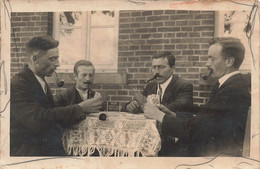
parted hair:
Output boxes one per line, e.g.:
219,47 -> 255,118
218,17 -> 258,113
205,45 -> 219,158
74,60 -> 95,76
209,37 -> 245,69
153,51 -> 175,68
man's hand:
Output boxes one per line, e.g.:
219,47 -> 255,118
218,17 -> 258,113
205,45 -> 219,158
157,104 -> 176,118
78,96 -> 103,114
144,102 -> 165,123
126,100 -> 142,113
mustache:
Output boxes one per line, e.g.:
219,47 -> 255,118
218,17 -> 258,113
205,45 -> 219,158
83,81 -> 92,85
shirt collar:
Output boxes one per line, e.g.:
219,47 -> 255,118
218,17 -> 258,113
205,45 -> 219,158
218,71 -> 240,88
34,74 -> 47,93
160,75 -> 173,90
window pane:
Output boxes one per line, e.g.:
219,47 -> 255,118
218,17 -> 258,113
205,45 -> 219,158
89,27 -> 116,69
90,11 -> 115,26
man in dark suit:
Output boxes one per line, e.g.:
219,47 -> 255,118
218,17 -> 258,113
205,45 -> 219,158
54,60 -> 100,107
125,51 -> 193,156
10,36 -> 103,156
144,37 -> 251,156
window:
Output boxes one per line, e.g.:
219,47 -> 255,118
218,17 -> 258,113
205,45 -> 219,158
53,11 -> 119,73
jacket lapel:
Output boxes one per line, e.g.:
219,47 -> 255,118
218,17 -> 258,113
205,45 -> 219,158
162,75 -> 176,103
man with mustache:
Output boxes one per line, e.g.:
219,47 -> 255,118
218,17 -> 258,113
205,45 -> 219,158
144,37 -> 251,156
125,51 -> 193,156
10,36 -> 103,156
55,60 -> 101,109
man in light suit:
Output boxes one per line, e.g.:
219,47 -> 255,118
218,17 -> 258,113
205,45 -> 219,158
144,37 -> 251,156
10,36 -> 103,156
125,51 -> 193,156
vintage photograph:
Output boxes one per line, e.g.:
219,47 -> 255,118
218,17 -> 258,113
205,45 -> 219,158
1,0 -> 259,168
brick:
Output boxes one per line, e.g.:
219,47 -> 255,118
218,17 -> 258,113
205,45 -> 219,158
130,34 -> 140,39
176,21 -> 188,26
128,68 -> 139,73
176,55 -> 187,61
128,57 -> 139,61
176,44 -> 187,49
171,51 -> 181,55
176,32 -> 188,37
193,62 -> 206,66
120,12 -> 130,17
200,56 -> 208,61
17,12 -> 35,16
181,27 -> 192,31
36,22 -> 47,26
193,98 -> 204,103
202,20 -> 214,25
11,22 -> 26,27
177,10 -> 189,14
41,16 -> 48,20
31,27 -> 40,31
134,62 -> 145,67
181,74 -> 199,79
135,17 -> 146,22
21,27 -> 31,31
12,27 -> 21,32
119,46 -> 128,50
153,22 -> 163,27
12,17 -> 22,22
188,56 -> 199,61
102,84 -> 123,90
147,39 -> 169,44
40,27 -> 48,31
195,50 -> 208,55
199,92 -> 211,97
193,92 -> 199,96
154,10 -> 164,15
128,80 -> 139,84
194,38 -> 211,43
164,33 -> 175,38
142,11 -> 153,16
133,40 -> 145,44
119,18 -> 135,22
119,24 -> 129,28
26,22 -> 36,26
152,33 -> 163,38
188,68 -> 199,72
189,32 -> 200,37
194,14 -> 214,19
188,44 -> 200,49
189,20 -> 200,25
134,74 -> 151,79
16,33 -> 34,37
130,23 -> 141,28
129,46 -> 139,50
165,10 -> 175,14
201,44 -> 210,49
118,62 -> 133,67
141,34 -> 152,39
189,11 -> 201,14
118,57 -> 127,62
136,28 -> 156,33
34,32 -> 48,36
151,45 -> 163,50
136,51 -> 157,55
175,61 -> 192,67
119,52 -> 134,56
164,21 -> 175,26
175,68 -> 187,72
202,32 -> 214,37
119,29 -> 134,34
182,50 -> 193,55
142,23 -> 152,27
119,35 -> 129,40
141,45 -> 151,50
194,26 -> 214,31
131,12 -> 141,17
170,15 -> 193,20
139,68 -> 150,73
140,57 -> 152,62
145,62 -> 152,67
164,45 -> 175,50
147,16 -> 169,21
158,27 -> 180,32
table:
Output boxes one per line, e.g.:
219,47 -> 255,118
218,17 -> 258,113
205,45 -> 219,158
62,111 -> 161,157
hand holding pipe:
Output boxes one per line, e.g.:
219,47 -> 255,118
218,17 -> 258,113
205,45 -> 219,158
53,71 -> 64,87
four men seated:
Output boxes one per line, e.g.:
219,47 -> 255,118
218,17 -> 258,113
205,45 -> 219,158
10,36 -> 251,157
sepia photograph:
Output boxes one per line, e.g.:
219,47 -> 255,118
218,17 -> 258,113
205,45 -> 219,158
0,0 -> 259,168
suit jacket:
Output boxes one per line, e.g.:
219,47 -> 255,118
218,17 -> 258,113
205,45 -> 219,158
143,75 -> 193,156
54,85 -> 96,107
142,75 -> 193,112
10,66 -> 86,156
162,73 -> 251,156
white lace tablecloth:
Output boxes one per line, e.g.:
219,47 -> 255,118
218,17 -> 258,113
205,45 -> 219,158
62,111 -> 161,157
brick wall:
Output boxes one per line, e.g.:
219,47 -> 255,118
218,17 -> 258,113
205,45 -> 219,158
10,10 -> 215,107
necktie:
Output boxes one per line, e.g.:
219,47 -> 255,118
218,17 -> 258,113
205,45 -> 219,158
41,77 -> 48,94
158,84 -> 162,104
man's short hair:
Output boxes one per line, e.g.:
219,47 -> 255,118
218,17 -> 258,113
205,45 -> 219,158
153,51 -> 175,68
209,37 -> 245,69
26,36 -> 59,57
74,60 -> 95,76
